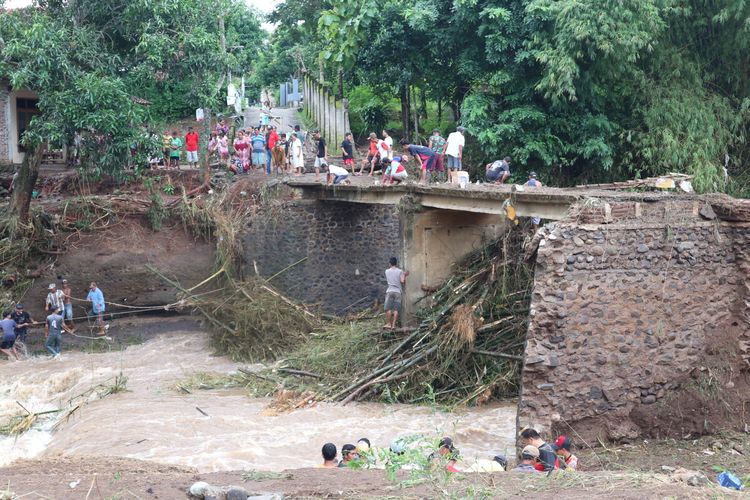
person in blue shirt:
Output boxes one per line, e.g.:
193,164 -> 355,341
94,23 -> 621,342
399,139 -> 435,185
86,282 -> 107,336
526,172 -> 543,230
250,128 -> 267,172
0,311 -> 20,360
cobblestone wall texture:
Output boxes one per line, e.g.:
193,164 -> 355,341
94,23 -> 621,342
519,201 -> 750,441
242,200 -> 400,313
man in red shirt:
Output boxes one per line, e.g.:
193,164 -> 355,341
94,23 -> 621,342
266,126 -> 279,174
185,127 -> 200,168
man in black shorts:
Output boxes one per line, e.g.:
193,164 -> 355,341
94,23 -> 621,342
486,157 -> 511,184
0,311 -> 20,360
10,303 -> 33,343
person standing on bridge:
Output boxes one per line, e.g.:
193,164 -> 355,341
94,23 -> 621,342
266,126 -> 279,175
313,130 -> 327,182
443,126 -> 465,184
341,132 -> 355,171
290,132 -> 304,176
382,130 -> 394,159
251,128 -> 267,173
428,129 -> 446,181
384,257 -> 409,330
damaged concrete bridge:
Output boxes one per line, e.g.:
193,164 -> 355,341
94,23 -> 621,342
243,179 -> 750,441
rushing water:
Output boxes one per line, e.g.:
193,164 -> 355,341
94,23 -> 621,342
0,327 -> 517,472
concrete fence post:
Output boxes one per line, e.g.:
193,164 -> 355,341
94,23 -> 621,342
301,75 -> 351,149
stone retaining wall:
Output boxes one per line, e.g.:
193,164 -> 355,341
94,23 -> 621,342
518,200 -> 750,440
242,200 -> 400,313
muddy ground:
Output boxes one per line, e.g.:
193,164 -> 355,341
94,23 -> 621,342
1,452 -> 746,499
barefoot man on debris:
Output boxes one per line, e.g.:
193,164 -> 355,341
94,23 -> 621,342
61,279 -> 75,332
384,257 -> 408,330
86,282 -> 107,336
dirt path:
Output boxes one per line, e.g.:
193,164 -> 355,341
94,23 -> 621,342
0,456 -> 735,499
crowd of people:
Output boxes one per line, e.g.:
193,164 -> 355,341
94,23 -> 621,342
0,281 -> 108,361
149,104 -> 540,191
315,429 -> 578,474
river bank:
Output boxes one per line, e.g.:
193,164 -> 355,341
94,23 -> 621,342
0,455 -> 738,499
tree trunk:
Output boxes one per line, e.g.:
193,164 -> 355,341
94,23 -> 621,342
400,85 -> 411,139
411,86 -> 419,142
337,68 -> 344,99
420,88 -> 427,120
437,97 -> 442,127
449,102 -> 460,123
10,143 -> 45,224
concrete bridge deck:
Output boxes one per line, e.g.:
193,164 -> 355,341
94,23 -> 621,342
285,178 -> 699,221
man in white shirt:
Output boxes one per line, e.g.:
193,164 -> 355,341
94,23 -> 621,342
376,137 -> 390,163
326,164 -> 351,185
290,132 -> 304,176
443,126 -> 465,184
382,130 -> 394,159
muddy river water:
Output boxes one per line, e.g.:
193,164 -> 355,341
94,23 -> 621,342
0,327 -> 517,472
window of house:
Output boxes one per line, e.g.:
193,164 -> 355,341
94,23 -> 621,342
16,98 -> 40,152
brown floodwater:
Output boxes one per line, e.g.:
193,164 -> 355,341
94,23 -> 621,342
0,330 -> 517,472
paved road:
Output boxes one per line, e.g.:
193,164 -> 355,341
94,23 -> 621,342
243,105 -> 301,134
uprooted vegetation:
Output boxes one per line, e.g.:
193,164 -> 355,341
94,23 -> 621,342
179,224 -> 534,406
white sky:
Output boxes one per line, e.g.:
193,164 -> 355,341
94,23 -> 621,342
4,0 -> 279,30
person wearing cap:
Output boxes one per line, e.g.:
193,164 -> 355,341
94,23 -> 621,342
86,282 -> 107,335
0,311 -> 20,361
520,427 -> 557,471
511,445 -> 542,473
553,435 -> 578,470
359,133 -> 380,176
526,172 -> 543,230
61,279 -> 75,331
10,303 -> 34,343
381,157 -> 409,185
45,306 -> 71,358
45,283 -> 65,314
318,442 -> 338,468
486,157 -> 511,184
442,126 -> 465,184
338,444 -> 358,468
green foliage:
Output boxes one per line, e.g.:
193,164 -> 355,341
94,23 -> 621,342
263,0 -> 750,192
347,86 -> 389,137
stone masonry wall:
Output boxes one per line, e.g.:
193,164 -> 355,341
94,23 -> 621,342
242,200 -> 400,313
518,202 -> 750,441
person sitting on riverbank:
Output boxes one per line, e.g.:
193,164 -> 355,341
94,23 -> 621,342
553,435 -> 578,470
338,444 -> 357,468
520,426 -> 557,471
511,445 -> 542,473
318,443 -> 338,468
0,311 -> 19,361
